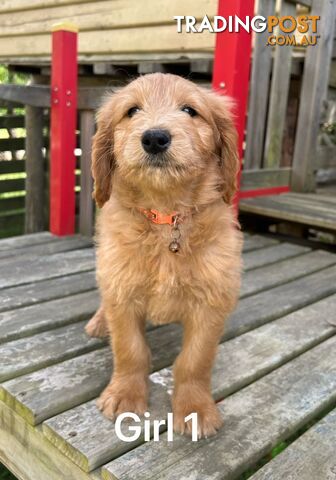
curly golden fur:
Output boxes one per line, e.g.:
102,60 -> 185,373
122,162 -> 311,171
86,73 -> 242,438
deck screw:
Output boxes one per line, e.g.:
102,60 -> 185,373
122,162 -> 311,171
66,90 -> 71,95
66,101 -> 71,107
53,86 -> 58,92
219,82 -> 226,88
53,99 -> 59,104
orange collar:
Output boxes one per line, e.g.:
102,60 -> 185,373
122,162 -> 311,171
138,208 -> 181,225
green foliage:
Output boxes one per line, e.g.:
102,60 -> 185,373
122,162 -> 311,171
271,441 -> 287,458
0,464 -> 16,480
0,65 -> 27,85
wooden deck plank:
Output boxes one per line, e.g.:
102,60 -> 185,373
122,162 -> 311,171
0,243 -> 302,342
4,258 -> 335,427
0,235 -> 92,261
42,295 -> 336,472
243,196 -> 336,220
240,195 -> 336,230
0,249 -> 95,289
0,240 -> 283,313
0,324 -> 182,425
0,233 -> 271,290
103,335 -> 336,480
267,194 -> 336,214
225,265 -> 336,340
285,192 -> 336,207
0,271 -> 96,313
250,408 -> 336,480
287,192 -> 336,205
0,321 -> 105,383
242,235 -> 279,253
0,401 -> 97,480
0,231 -> 55,252
243,243 -> 310,271
0,290 -> 99,343
241,250 -> 336,298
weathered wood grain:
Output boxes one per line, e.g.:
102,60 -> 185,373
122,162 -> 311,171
0,290 -> 99,343
0,0 -> 100,12
225,264 -> 336,340
103,335 -> 336,480
244,0 -> 275,169
243,243 -> 309,272
0,0 -> 217,35
242,235 -> 278,253
4,261 -> 336,429
0,248 -> 95,289
0,323 -> 182,425
1,348 -> 112,426
241,168 -> 291,191
271,193 -> 336,214
264,1 -> 295,168
25,104 -> 45,233
0,26 -> 215,58
285,192 -> 336,206
0,235 -> 92,261
241,250 -> 336,298
291,0 -> 336,192
0,85 -> 50,108
42,295 -> 336,472
240,195 -> 336,230
251,409 -> 336,480
0,231 -> 55,251
0,320 -> 105,382
0,401 -> 96,480
0,271 -> 96,313
79,110 -> 95,237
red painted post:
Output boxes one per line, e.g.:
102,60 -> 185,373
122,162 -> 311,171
212,0 -> 255,206
50,23 -> 78,235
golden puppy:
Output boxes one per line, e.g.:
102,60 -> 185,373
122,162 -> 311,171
86,73 -> 242,438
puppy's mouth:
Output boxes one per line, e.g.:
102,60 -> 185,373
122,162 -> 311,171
144,152 -> 169,168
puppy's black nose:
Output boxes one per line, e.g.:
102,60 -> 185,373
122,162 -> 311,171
141,129 -> 171,154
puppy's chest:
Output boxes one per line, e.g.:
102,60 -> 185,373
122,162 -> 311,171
101,227 -> 205,296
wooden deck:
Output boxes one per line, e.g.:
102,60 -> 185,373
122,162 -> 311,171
240,192 -> 336,233
0,232 -> 336,480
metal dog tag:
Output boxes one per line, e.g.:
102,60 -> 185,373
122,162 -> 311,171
169,240 -> 180,253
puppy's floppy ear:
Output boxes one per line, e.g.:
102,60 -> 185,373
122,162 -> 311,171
209,93 -> 239,205
91,97 -> 115,208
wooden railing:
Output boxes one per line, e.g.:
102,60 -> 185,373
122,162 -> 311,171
0,0 -> 334,237
244,0 -> 336,193
0,83 -> 106,237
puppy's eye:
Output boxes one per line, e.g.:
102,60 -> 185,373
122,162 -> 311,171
181,105 -> 197,117
127,106 -> 140,118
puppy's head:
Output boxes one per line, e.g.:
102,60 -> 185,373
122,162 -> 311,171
92,73 -> 238,208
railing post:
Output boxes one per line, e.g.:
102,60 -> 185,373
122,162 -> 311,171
50,22 -> 78,235
291,0 -> 336,192
212,0 -> 255,206
79,110 -> 95,237
25,104 -> 45,233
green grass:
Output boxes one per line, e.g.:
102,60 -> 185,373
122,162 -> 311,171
0,464 -> 16,480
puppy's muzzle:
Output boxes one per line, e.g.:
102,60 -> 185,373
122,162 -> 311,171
141,129 -> 171,155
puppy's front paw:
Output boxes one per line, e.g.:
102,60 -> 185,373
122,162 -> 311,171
85,307 -> 108,338
172,385 -> 223,438
97,377 -> 148,420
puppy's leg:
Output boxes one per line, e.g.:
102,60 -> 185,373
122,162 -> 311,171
172,310 -> 224,438
97,304 -> 150,419
85,306 -> 108,338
